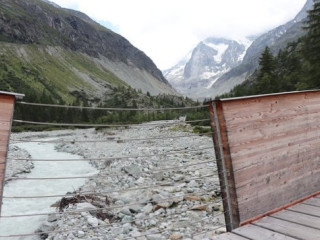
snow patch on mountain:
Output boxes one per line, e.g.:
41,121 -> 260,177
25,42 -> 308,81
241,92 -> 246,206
165,37 -> 252,100
203,42 -> 229,63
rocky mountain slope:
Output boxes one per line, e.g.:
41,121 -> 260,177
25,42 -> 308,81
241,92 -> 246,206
0,0 -> 176,104
210,0 -> 313,97
164,37 -> 252,100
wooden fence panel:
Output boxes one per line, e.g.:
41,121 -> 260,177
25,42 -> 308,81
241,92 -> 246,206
210,90 -> 320,229
0,93 -> 19,216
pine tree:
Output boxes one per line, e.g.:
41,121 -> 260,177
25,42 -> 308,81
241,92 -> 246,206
255,46 -> 277,93
303,0 -> 320,65
259,47 -> 275,76
303,0 -> 320,86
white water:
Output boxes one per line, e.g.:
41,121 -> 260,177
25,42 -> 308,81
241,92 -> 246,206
0,140 -> 98,239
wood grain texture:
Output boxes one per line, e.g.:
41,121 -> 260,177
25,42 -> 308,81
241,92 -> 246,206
303,197 -> 320,207
272,209 -> 320,230
0,93 -> 15,216
213,232 -> 249,240
233,224 -> 296,240
217,91 -> 320,223
288,203 -> 320,217
253,216 -> 320,240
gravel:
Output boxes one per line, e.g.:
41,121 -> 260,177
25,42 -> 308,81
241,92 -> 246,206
7,121 -> 226,239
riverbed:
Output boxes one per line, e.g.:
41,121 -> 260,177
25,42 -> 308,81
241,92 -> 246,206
0,139 -> 98,240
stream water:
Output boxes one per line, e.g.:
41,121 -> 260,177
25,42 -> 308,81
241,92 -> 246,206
0,140 -> 98,240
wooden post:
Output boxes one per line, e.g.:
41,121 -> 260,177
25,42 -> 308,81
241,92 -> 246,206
0,91 -> 24,216
208,101 -> 240,231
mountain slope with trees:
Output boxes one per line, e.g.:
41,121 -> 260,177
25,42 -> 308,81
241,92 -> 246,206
210,0 -> 314,97
220,0 -> 320,98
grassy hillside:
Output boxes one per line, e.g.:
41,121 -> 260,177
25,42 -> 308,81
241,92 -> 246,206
0,43 -> 127,103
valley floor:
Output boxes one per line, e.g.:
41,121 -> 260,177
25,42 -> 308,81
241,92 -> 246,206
4,121 -> 225,240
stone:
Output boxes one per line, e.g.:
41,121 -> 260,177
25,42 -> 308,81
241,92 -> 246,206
123,165 -> 141,177
142,204 -> 153,214
184,196 -> 202,201
77,231 -> 85,238
87,216 -> 99,227
122,223 -> 132,234
146,234 -> 163,240
47,213 -> 58,222
170,233 -> 183,240
76,203 -> 97,215
120,207 -> 132,216
187,180 -> 198,188
190,205 -> 207,211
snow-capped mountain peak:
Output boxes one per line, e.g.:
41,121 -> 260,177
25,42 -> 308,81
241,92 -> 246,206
164,37 -> 252,100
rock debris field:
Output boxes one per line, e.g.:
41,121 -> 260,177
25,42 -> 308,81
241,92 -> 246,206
6,121 -> 225,240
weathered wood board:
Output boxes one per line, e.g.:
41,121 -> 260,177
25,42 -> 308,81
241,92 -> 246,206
213,232 -> 249,240
0,93 -> 17,215
253,216 -> 320,240
232,224 -> 296,240
272,209 -> 320,230
211,90 -> 320,228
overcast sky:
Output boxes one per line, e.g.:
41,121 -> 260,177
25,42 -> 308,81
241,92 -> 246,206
50,0 -> 307,70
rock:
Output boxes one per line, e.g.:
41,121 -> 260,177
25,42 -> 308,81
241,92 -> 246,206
146,234 -> 163,240
154,208 -> 165,216
142,204 -> 153,214
191,205 -> 207,211
87,216 -> 99,227
77,231 -> 85,238
184,196 -> 202,201
47,213 -> 58,222
76,202 -> 97,215
123,165 -> 141,177
122,223 -> 132,234
170,233 -> 183,240
187,180 -> 198,188
120,207 -> 132,216
152,191 -> 173,209
215,227 -> 227,234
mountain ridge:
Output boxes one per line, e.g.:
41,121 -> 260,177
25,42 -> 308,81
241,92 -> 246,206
165,37 -> 251,100
0,0 -> 177,103
210,0 -> 313,97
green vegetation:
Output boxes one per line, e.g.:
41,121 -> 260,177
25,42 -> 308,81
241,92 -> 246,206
11,85 -> 210,132
220,0 -> 320,98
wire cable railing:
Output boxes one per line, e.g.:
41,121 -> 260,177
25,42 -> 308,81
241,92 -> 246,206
0,211 -> 225,238
11,132 -> 213,143
17,101 -> 209,111
1,106 -> 224,239
5,146 -> 214,162
13,118 -> 210,128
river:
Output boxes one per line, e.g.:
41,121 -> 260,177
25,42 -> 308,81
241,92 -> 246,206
0,140 -> 98,240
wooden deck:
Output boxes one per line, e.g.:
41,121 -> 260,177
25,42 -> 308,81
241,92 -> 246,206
215,195 -> 320,240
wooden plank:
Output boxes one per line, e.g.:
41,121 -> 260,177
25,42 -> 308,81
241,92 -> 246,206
233,224 -> 296,240
237,176 -> 320,221
0,102 -> 14,122
209,102 -> 240,230
288,203 -> 320,217
253,216 -> 320,240
217,101 -> 240,230
272,209 -> 320,230
222,91 -> 320,119
0,150 -> 7,159
213,232 -> 249,240
234,152 -> 320,189
303,197 -> 320,207
0,94 -> 15,104
0,121 -> 11,131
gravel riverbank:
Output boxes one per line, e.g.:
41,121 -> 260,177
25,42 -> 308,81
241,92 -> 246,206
6,121 -> 225,239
